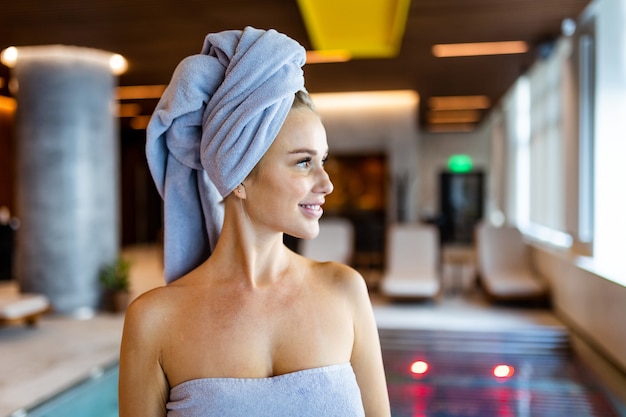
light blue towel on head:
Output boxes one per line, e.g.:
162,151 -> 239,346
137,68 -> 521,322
146,27 -> 306,283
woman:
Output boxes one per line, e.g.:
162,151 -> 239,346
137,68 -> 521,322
119,27 -> 390,417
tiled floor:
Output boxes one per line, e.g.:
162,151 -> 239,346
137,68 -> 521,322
0,313 -> 123,416
0,245 -> 163,417
1,244 -> 625,416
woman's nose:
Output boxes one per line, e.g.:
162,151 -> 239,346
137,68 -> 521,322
316,168 -> 334,196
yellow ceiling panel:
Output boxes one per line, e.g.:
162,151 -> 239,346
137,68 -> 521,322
297,0 -> 411,58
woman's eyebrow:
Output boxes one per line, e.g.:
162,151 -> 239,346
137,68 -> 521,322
288,148 -> 329,156
288,148 -> 317,155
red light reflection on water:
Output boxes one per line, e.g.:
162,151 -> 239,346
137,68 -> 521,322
410,384 -> 434,417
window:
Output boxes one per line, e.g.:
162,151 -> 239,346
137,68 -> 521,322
513,40 -> 573,248
577,32 -> 594,246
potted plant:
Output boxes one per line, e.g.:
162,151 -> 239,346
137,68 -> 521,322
99,257 -> 131,312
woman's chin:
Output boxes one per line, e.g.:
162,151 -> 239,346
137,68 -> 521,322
289,225 -> 320,241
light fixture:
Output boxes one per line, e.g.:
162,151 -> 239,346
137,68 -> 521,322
305,50 -> 351,64
428,110 -> 481,124
1,45 -> 127,75
116,103 -> 142,118
0,96 -> 17,113
297,0 -> 411,58
561,18 -> 577,37
116,85 -> 167,100
130,115 -> 151,130
0,46 -> 18,67
109,54 -> 128,75
493,364 -> 515,379
429,95 -> 491,111
409,360 -> 429,376
432,41 -> 528,57
311,90 -> 419,110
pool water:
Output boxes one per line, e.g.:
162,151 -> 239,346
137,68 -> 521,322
24,364 -> 119,417
23,346 -> 625,417
384,349 -> 624,417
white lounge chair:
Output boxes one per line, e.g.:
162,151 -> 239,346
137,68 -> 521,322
380,224 -> 441,300
0,282 -> 50,327
475,223 -> 548,301
300,217 -> 354,264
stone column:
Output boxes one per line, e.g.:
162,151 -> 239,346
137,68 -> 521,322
8,46 -> 121,316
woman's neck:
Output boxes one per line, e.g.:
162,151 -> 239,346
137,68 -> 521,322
208,199 -> 293,288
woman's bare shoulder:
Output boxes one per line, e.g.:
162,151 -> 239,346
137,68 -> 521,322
308,259 -> 369,297
128,284 -> 173,311
123,284 -> 186,336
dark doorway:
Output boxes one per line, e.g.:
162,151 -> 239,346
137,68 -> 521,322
439,172 -> 484,244
120,128 -> 163,245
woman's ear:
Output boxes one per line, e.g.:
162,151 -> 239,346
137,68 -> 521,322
234,183 -> 247,199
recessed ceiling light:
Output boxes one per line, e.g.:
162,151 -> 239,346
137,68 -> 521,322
311,90 -> 419,110
0,96 -> 17,112
429,95 -> 491,110
116,85 -> 167,100
130,115 -> 151,130
432,41 -> 528,57
117,103 -> 142,118
305,50 -> 351,64
428,110 -> 481,124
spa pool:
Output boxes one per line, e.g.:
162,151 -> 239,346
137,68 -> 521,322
19,363 -> 119,417
382,348 -> 624,416
20,343 -> 626,417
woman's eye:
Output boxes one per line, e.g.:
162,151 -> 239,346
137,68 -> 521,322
296,158 -> 312,168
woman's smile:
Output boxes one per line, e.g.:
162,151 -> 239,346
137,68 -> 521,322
299,202 -> 324,218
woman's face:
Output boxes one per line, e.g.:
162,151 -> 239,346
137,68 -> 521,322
242,107 -> 334,240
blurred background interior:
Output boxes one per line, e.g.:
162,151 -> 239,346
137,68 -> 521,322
1,0 -> 626,416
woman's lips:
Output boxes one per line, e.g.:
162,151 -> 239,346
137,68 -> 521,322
299,203 -> 323,217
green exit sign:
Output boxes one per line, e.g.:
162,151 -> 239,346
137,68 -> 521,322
448,154 -> 473,173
